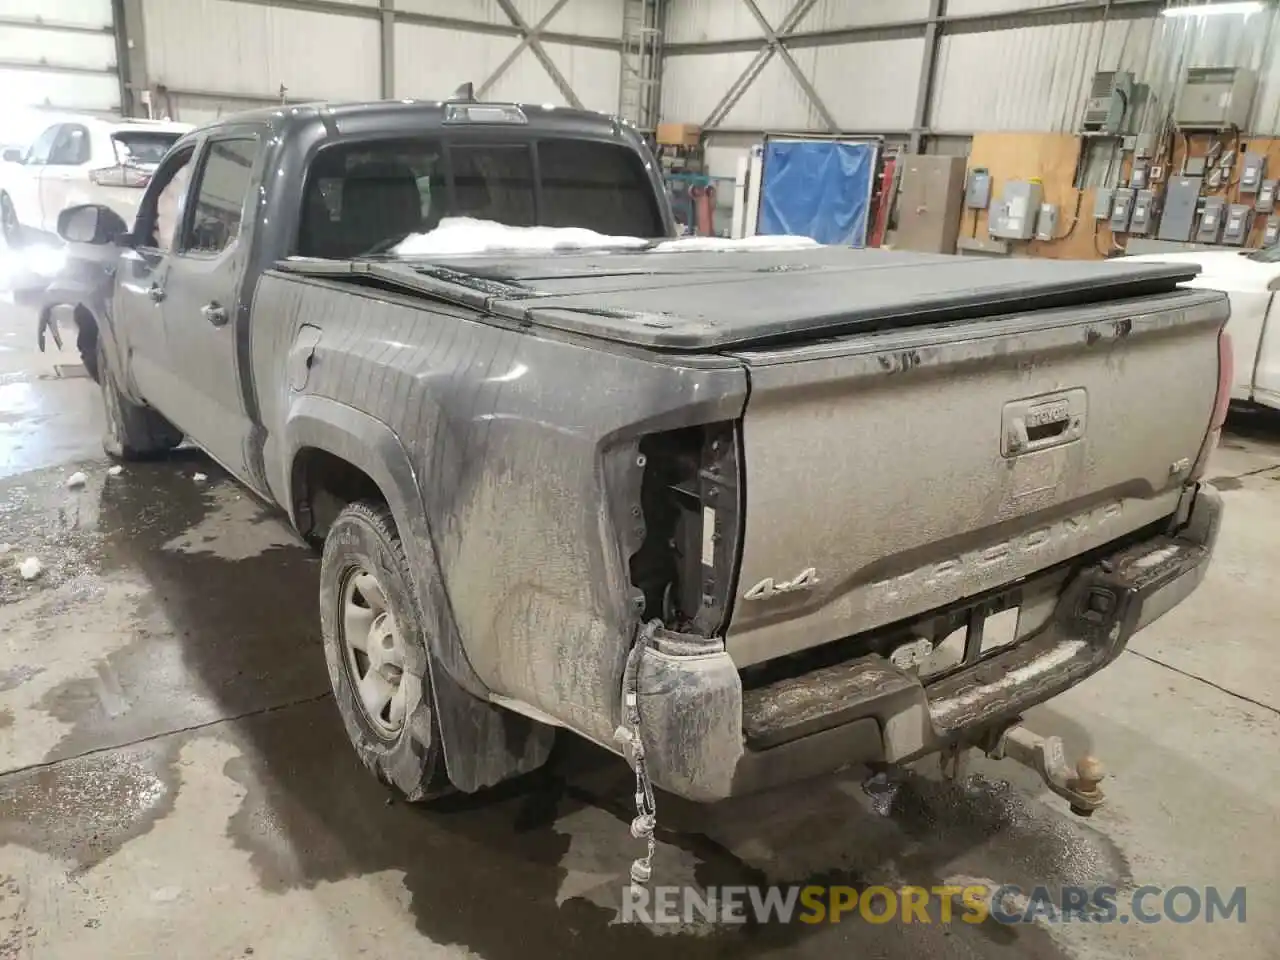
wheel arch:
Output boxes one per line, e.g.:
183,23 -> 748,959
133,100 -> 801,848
284,394 -> 554,792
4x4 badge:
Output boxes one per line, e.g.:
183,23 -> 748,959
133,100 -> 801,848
743,568 -> 819,601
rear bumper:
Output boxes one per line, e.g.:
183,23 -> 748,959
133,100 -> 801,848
636,485 -> 1222,802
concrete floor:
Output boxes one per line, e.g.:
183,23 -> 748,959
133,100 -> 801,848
1,295 -> 1278,960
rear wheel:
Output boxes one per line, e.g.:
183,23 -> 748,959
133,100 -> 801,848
321,500 -> 452,801
98,338 -> 182,459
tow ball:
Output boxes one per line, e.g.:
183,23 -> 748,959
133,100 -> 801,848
983,724 -> 1106,816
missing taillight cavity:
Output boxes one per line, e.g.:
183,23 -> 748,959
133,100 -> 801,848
628,422 -> 742,637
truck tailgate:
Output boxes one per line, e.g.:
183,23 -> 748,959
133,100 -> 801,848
725,288 -> 1226,666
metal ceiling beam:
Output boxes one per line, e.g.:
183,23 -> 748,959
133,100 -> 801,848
492,0 -> 583,109
702,0 -> 820,130
379,0 -> 395,99
216,0 -> 620,50
738,0 -> 839,132
909,0 -> 945,153
477,0 -> 574,101
666,0 -> 1164,54
112,0 -> 148,116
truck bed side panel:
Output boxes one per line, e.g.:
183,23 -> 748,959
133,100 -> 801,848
250,272 -> 747,742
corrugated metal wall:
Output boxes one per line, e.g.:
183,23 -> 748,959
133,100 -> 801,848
137,0 -> 623,123
0,0 -> 119,115
661,0 -> 1280,139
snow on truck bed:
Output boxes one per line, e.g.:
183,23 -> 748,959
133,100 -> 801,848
281,219 -> 1205,352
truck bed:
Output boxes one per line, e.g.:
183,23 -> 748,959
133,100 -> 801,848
278,247 -> 1198,351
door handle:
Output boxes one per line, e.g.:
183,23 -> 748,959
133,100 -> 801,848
147,283 -> 166,303
202,302 -> 229,327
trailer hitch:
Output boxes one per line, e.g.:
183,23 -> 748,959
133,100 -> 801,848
983,724 -> 1106,816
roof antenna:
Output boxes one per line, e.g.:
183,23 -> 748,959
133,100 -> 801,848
450,82 -> 475,102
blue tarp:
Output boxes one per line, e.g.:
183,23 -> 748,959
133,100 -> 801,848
757,139 -> 876,246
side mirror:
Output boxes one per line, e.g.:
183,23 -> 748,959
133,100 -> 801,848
2,147 -> 22,162
57,204 -> 129,245
1268,275 -> 1280,293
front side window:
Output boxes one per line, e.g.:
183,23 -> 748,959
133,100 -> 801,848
135,146 -> 194,252
183,137 -> 258,255
47,125 -> 90,166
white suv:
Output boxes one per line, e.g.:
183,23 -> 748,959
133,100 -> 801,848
0,116 -> 192,246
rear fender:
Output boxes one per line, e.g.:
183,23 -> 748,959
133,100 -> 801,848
284,394 -> 554,792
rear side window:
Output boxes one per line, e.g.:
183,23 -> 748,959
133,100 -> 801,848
113,132 -> 182,166
183,137 -> 257,255
538,139 -> 662,236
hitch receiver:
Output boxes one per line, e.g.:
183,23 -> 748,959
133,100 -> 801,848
985,724 -> 1106,816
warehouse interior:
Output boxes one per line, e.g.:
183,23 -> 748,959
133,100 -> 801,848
2,1 -> 1280,958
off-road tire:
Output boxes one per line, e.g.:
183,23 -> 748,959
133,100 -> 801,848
320,500 -> 452,801
98,337 -> 183,459
75,306 -> 100,382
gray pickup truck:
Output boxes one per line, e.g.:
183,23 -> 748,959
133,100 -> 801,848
57,99 -> 1229,860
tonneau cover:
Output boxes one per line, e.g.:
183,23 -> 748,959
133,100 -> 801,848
278,247 -> 1199,352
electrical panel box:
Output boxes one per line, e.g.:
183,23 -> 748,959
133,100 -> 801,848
1082,70 -> 1133,134
1257,180 -> 1277,214
1035,203 -> 1059,241
1241,153 -> 1266,194
965,168 -> 992,209
1197,197 -> 1226,244
1176,67 -> 1257,129
1129,189 -> 1156,235
1109,187 -> 1134,232
1131,163 -> 1149,190
1157,176 -> 1203,241
1223,204 -> 1252,246
1264,216 -> 1280,247
1184,156 -> 1208,177
988,179 -> 1043,240
1093,188 -> 1114,220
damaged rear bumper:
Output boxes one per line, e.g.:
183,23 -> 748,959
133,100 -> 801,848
635,485 -> 1222,802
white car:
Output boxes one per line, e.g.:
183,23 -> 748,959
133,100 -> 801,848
1126,245 -> 1280,410
0,116 -> 191,245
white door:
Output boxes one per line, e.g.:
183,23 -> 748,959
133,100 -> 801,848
1252,291 -> 1280,409
6,123 -> 60,231
38,123 -> 94,234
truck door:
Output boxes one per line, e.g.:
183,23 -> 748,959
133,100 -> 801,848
155,130 -> 264,483
113,143 -> 195,416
